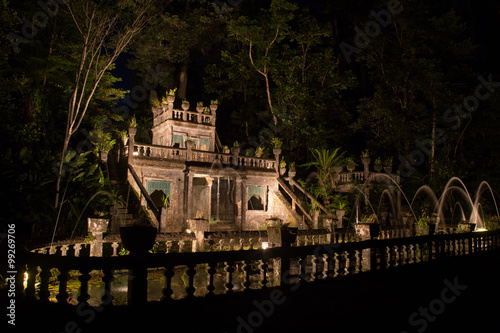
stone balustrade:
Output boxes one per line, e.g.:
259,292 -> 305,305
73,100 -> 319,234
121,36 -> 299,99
154,106 -> 215,126
20,230 -> 500,307
128,143 -> 277,170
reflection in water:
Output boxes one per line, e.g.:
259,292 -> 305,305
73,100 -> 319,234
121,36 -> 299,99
44,263 -> 259,306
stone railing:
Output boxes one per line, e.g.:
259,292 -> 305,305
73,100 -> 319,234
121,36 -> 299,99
154,106 -> 215,126
19,230 -> 500,307
128,143 -> 277,170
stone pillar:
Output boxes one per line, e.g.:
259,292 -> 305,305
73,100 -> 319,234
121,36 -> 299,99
160,207 -> 167,233
273,148 -> 282,174
231,147 -> 240,166
235,178 -> 242,229
128,127 -> 137,165
241,179 -> 247,230
312,210 -> 319,229
186,171 -> 194,223
88,218 -> 109,257
361,157 -> 371,181
186,140 -> 196,161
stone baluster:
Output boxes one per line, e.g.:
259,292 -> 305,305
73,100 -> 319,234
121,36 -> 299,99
61,245 -> 69,256
239,238 -> 245,250
248,238 -> 254,250
224,262 -> 235,294
77,268 -> 91,305
186,264 -> 197,299
260,259 -> 269,289
24,264 -> 38,301
55,268 -> 69,304
166,241 -> 173,253
161,267 -> 175,301
219,239 -> 224,251
229,238 -> 235,251
101,268 -> 115,307
242,260 -> 252,291
74,244 -> 82,257
178,240 -> 185,253
206,263 -> 217,297
38,267 -> 51,303
111,242 -> 119,257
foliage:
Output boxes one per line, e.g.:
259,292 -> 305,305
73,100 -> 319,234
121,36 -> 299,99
359,214 -> 377,224
345,157 -> 356,168
271,137 -> 283,149
279,157 -> 286,168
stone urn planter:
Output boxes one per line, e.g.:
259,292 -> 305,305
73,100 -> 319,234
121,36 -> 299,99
288,170 -> 296,179
231,146 -> 240,155
384,166 -> 392,173
120,226 -> 157,255
347,165 -> 355,172
267,226 -> 298,247
181,103 -> 189,111
354,223 -> 380,240
196,105 -> 204,113
210,104 -> 218,112
415,224 -> 436,236
88,218 -> 109,234
361,157 -> 371,165
457,222 -> 476,233
272,148 -> 282,158
374,164 -> 383,172
334,166 -> 343,174
167,95 -> 175,104
280,167 -> 287,176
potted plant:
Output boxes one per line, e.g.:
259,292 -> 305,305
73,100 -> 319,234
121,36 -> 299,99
245,148 -> 255,157
345,157 -> 357,172
415,212 -> 435,236
355,214 -> 380,240
89,128 -> 116,163
210,100 -> 219,112
361,149 -> 371,165
374,157 -> 383,172
279,157 -> 287,175
383,157 -> 393,173
254,146 -> 264,158
203,106 -> 211,114
163,88 -> 176,104
222,145 -> 230,154
288,162 -> 296,178
332,195 -> 349,228
181,100 -> 190,111
231,141 -> 240,155
271,137 -> 283,156
196,102 -> 204,112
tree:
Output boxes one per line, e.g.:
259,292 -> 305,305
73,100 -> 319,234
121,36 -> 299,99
55,0 -> 156,208
227,0 -> 297,125
128,1 -> 226,101
352,1 -> 475,185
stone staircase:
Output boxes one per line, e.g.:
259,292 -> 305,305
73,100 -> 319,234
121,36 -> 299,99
107,148 -> 146,233
273,189 -> 310,229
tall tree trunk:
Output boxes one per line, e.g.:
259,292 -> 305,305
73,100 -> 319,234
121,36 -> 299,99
178,62 -> 188,100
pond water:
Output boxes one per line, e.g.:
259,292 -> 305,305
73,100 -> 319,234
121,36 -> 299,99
41,263 -> 262,305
